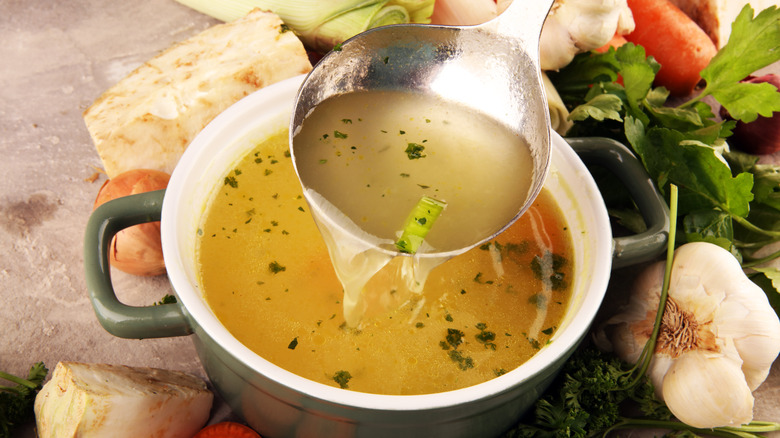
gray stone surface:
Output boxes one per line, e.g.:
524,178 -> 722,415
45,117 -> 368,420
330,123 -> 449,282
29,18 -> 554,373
0,0 -> 777,436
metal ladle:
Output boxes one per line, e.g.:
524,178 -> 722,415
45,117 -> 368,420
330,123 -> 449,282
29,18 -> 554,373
290,0 -> 555,258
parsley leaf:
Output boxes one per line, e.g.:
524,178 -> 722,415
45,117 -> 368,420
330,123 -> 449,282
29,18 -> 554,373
696,6 -> 780,122
1,362 -> 48,438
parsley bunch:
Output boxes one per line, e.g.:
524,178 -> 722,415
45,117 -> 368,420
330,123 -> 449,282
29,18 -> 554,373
0,362 -> 48,438
505,188 -> 780,437
549,5 -> 780,316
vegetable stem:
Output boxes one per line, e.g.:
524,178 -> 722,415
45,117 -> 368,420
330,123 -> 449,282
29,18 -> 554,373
0,370 -> 38,391
742,246 -> 780,268
626,184 -> 678,388
609,418 -> 780,438
395,196 -> 446,254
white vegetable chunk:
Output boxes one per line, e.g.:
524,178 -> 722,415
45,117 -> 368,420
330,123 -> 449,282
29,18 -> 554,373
34,362 -> 213,438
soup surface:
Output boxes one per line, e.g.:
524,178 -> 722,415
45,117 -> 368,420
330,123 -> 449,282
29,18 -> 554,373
197,129 -> 574,395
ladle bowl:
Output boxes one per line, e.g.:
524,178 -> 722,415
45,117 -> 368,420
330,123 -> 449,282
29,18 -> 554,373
290,0 -> 555,258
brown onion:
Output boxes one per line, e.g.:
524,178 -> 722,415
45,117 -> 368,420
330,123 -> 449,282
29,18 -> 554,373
93,169 -> 170,276
721,74 -> 780,155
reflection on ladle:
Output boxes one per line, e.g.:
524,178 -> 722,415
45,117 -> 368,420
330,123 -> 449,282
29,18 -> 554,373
289,0 -> 555,326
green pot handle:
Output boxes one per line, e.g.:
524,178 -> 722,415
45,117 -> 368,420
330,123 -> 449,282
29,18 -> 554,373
566,137 -> 670,269
84,189 -> 192,339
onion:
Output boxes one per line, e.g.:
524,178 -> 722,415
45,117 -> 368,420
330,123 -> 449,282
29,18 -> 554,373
721,74 -> 780,155
93,169 -> 170,276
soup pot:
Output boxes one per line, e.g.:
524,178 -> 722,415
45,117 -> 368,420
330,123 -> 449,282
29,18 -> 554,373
84,74 -> 669,438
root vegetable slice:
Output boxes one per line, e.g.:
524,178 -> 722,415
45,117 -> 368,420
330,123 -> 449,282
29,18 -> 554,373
84,8 -> 312,178
34,362 -> 213,438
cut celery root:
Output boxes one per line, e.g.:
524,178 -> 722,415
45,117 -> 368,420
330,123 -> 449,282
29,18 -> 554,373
34,362 -> 213,438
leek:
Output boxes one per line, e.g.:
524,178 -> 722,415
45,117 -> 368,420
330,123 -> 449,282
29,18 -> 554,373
395,196 -> 447,254
174,0 -> 435,52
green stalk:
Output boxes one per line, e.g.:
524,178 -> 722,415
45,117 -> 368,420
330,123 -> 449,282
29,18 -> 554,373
626,184 -> 678,388
0,370 -> 38,391
742,246 -> 780,268
395,196 -> 446,254
608,418 -> 780,438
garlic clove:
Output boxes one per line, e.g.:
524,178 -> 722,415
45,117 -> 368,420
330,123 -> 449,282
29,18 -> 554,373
662,348 -> 754,428
717,296 -> 780,390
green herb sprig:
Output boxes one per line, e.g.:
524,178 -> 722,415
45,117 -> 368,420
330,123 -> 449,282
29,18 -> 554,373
506,187 -> 779,437
1,362 -> 48,438
549,5 -> 780,316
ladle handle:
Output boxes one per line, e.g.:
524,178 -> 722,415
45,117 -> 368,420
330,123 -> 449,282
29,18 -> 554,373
481,0 -> 555,53
84,189 -> 192,339
566,137 -> 670,269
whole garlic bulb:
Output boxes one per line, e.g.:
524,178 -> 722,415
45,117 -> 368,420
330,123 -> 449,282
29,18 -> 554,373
597,242 -> 780,428
536,0 -> 635,70
433,0 -> 635,71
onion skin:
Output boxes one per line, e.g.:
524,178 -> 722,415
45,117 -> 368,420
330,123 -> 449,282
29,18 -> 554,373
722,74 -> 780,155
93,169 -> 170,276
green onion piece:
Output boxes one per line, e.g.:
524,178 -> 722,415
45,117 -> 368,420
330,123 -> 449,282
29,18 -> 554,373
395,196 -> 446,254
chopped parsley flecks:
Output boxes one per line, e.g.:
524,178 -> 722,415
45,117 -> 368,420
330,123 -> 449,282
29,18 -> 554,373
473,272 -> 494,285
444,328 -> 464,349
449,350 -> 474,371
332,370 -> 352,388
542,327 -> 556,336
475,323 -> 497,350
524,333 -> 541,350
288,337 -> 299,350
269,261 -> 286,274
334,130 -> 348,139
224,175 -> 238,188
341,118 -> 353,124
531,252 -> 568,291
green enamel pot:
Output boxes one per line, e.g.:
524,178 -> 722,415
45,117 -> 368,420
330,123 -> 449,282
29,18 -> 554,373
84,74 -> 668,438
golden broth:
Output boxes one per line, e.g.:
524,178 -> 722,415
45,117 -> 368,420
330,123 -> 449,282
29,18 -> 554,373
197,129 -> 574,395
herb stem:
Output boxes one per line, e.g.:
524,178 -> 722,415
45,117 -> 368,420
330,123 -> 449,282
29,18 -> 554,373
732,214 -> 780,239
0,370 -> 37,390
607,418 -> 780,438
627,185 -> 678,388
741,245 -> 780,268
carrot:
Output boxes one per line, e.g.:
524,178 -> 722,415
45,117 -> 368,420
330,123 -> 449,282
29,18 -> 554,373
595,33 -> 628,53
624,0 -> 717,96
192,422 -> 262,438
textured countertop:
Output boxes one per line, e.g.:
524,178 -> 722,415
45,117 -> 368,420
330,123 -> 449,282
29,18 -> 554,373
0,0 -> 777,436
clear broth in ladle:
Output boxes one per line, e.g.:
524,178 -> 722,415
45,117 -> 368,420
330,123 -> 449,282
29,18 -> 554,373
293,90 -> 536,325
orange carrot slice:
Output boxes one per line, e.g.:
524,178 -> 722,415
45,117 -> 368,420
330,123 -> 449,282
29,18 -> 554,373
595,33 -> 628,53
193,422 -> 262,438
